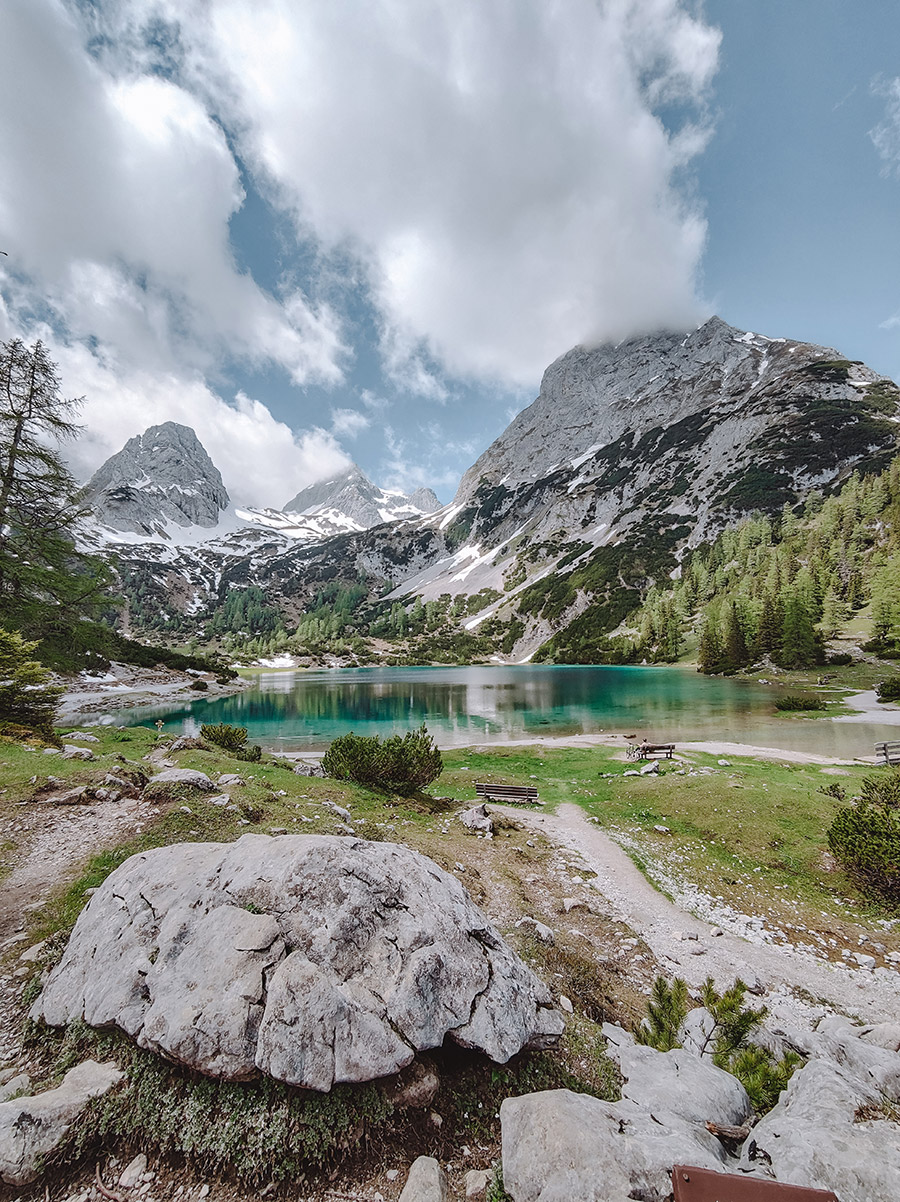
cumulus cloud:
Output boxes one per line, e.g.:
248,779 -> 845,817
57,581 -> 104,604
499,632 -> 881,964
330,408 -> 370,439
85,0 -> 720,387
0,0 -> 347,385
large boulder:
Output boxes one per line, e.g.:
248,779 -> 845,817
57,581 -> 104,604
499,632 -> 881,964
739,1057 -> 900,1202
0,1060 -> 123,1186
501,1088 -> 728,1202
34,835 -> 563,1091
610,1040 -> 751,1128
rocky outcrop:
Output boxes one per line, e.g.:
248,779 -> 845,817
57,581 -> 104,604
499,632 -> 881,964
34,835 -> 563,1090
82,422 -> 229,535
500,1016 -> 900,1201
0,1060 -> 123,1186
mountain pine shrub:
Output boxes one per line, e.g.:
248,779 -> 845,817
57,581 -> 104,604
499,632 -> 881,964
323,723 -> 442,794
0,628 -> 63,741
828,772 -> 900,905
201,722 -> 262,761
876,677 -> 900,702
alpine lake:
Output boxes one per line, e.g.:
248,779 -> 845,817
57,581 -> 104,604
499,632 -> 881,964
117,664 -> 894,760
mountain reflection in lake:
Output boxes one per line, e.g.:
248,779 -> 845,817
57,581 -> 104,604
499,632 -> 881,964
116,664 -> 889,759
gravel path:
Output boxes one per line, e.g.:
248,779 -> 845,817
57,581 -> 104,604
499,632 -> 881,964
510,802 -> 900,1030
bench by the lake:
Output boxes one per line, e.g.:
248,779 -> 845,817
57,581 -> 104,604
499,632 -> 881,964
475,781 -> 541,805
875,740 -> 900,766
626,742 -> 676,761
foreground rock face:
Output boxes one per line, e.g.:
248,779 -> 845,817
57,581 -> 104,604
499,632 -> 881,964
0,1060 -> 123,1186
35,835 -> 563,1091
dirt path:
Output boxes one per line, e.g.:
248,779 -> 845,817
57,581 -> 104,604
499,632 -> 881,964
509,802 -> 900,1029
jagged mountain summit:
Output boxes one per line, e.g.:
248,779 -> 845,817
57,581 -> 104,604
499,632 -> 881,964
283,464 -> 440,528
81,422 -> 229,537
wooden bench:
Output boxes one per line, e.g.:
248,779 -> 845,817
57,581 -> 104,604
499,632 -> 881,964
626,742 -> 675,761
475,781 -> 541,805
875,741 -> 900,766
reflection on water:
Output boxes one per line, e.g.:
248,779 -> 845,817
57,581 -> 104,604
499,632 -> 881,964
117,664 -> 894,758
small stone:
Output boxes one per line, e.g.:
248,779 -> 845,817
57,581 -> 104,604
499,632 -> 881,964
623,770 -> 640,777
562,898 -> 586,914
639,760 -> 660,775
386,1168 -> 399,1181
710,927 -> 724,937
653,824 -> 670,833
398,1156 -> 448,1202
853,952 -> 876,970
464,1168 -> 492,1199
197,1185 -> 210,1200
0,1073 -> 31,1103
119,1153 -> 148,1189
559,995 -> 574,1014
718,759 -> 731,766
515,917 -> 555,944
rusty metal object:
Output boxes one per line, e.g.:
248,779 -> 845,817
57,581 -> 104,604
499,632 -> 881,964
672,1165 -> 839,1201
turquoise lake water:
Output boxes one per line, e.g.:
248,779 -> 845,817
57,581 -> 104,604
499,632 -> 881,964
118,664 -> 892,758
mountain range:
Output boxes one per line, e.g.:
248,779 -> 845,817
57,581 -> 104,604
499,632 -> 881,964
78,316 -> 900,661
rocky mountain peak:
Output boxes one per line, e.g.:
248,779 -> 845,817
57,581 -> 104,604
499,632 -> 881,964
82,421 -> 230,536
283,464 -> 441,528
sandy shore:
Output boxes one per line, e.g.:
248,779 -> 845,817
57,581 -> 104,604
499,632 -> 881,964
834,688 -> 900,725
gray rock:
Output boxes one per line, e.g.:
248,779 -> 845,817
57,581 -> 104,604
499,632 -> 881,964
501,1088 -> 728,1202
640,759 -> 660,775
118,1152 -> 147,1189
609,1041 -> 751,1128
82,422 -> 229,534
69,732 -> 100,743
217,773 -> 245,787
44,786 -> 89,806
398,1155 -> 448,1202
515,917 -> 555,944
740,1058 -> 900,1201
323,800 -> 352,823
460,804 -> 493,834
465,1167 -> 492,1198
35,835 -> 563,1090
859,1022 -> 900,1052
62,745 -> 95,761
147,768 -> 216,792
814,1016 -> 900,1098
0,1060 -> 123,1186
284,463 -> 440,528
677,1006 -> 717,1057
0,1074 -> 30,1104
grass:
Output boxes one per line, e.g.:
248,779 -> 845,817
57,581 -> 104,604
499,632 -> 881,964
438,744 -> 900,943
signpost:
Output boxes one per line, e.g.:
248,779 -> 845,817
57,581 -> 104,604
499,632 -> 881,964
672,1165 -> 839,1202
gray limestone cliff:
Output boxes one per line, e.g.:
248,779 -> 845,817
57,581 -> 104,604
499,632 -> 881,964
82,422 -> 229,536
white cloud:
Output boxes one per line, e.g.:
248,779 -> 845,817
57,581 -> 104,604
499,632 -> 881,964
91,0 -> 720,388
330,408 -> 370,438
0,0 -> 347,385
871,77 -> 900,175
13,329 -> 351,509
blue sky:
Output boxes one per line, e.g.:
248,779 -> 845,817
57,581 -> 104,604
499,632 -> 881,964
0,1 -> 898,508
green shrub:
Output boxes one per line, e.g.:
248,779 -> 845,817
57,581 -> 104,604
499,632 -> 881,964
773,694 -> 827,712
0,628 -> 63,741
876,677 -> 900,703
828,772 -> 900,904
635,976 -> 800,1114
827,653 -> 853,666
323,723 -> 442,795
189,678 -> 208,691
201,722 -> 261,761
634,976 -> 688,1051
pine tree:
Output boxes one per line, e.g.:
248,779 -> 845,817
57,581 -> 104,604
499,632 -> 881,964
778,588 -> 821,668
723,601 -> 748,672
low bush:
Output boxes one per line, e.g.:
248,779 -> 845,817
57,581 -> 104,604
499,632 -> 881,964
189,679 -> 208,691
828,772 -> 900,905
635,975 -> 801,1114
826,653 -> 853,666
323,723 -> 442,795
201,722 -> 261,761
773,694 -> 827,712
876,677 -> 900,703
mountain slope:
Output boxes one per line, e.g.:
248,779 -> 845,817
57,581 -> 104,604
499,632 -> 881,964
81,422 -> 229,536
207,316 -> 900,664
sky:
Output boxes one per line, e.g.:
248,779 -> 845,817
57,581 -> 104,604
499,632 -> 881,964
0,1 -> 898,509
